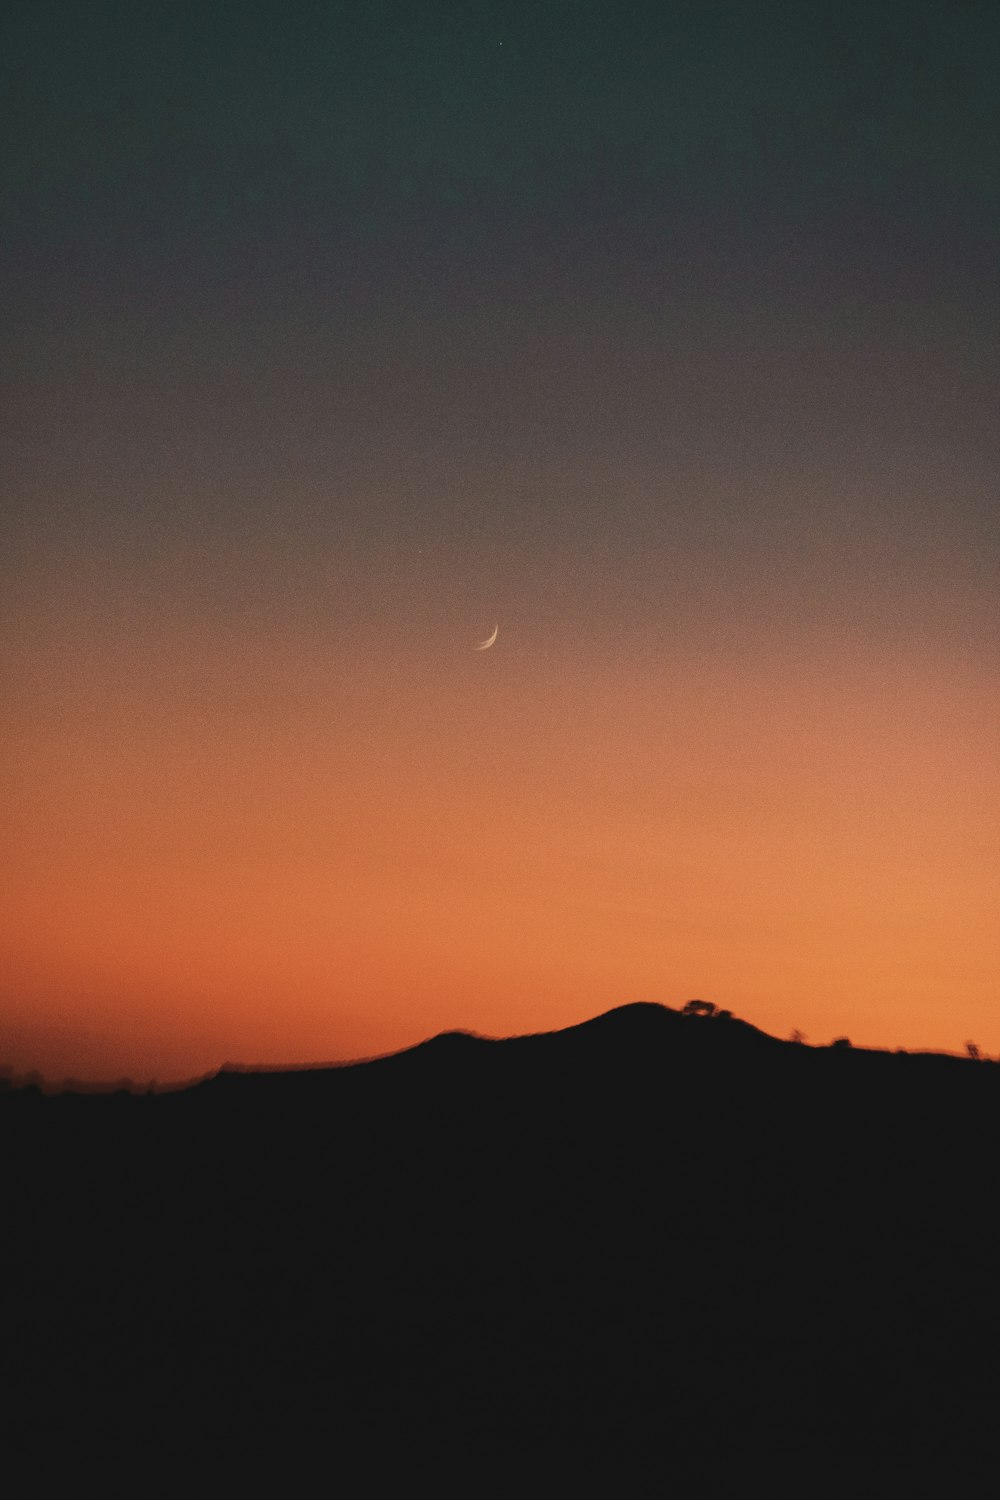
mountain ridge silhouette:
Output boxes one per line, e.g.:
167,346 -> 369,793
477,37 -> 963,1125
3,998 -> 999,1484
198,997 -> 976,1095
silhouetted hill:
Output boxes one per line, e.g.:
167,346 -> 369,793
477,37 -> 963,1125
3,1002 -> 999,1486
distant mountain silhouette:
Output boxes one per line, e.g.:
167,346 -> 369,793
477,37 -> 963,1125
3,1001 -> 999,1486
201,999 -> 804,1092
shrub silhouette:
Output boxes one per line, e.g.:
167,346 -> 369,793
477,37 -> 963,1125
682,999 -> 717,1018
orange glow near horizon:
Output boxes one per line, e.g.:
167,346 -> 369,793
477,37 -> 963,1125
3,538 -> 997,1083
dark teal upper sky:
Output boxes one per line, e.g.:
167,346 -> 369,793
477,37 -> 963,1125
4,1 -> 998,258
3,1 -> 998,634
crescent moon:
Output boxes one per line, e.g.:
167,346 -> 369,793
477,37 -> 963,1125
474,624 -> 498,650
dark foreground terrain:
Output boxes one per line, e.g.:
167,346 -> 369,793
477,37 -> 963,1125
4,1003 -> 999,1488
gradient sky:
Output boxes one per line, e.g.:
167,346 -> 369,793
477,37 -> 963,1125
3,0 -> 998,1082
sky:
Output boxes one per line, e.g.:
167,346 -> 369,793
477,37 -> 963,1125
3,0 -> 998,1082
